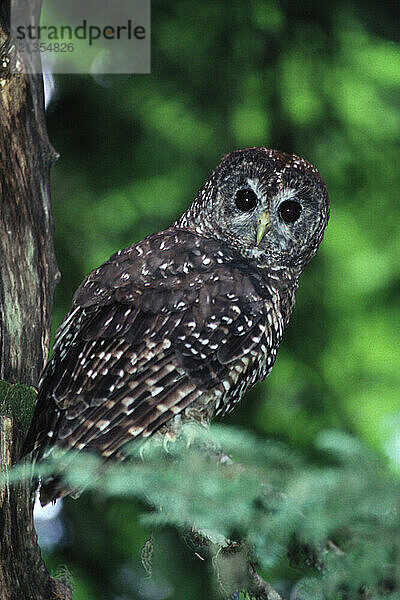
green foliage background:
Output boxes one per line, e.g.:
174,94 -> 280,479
40,1 -> 400,598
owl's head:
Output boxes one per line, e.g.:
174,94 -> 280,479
184,147 -> 330,272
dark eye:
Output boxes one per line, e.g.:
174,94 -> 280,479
235,188 -> 258,212
279,200 -> 302,223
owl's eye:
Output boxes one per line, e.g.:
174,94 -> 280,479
278,200 -> 302,223
235,188 -> 258,212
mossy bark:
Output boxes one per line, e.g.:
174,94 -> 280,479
0,1 -> 70,598
0,414 -> 71,600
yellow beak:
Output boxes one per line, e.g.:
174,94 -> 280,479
256,210 -> 270,245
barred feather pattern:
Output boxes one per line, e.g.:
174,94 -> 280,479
23,147 -> 329,505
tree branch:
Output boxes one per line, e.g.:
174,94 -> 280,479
185,446 -> 286,600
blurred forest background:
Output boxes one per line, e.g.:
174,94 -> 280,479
35,0 -> 400,598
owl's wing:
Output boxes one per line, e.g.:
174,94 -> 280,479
23,230 -> 280,466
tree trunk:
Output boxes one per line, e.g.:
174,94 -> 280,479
0,0 -> 58,385
0,0 -> 71,597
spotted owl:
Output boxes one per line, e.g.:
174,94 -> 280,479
23,147 -> 329,505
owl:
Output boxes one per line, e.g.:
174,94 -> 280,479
23,147 -> 330,505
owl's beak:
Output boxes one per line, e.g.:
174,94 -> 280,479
256,210 -> 270,245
